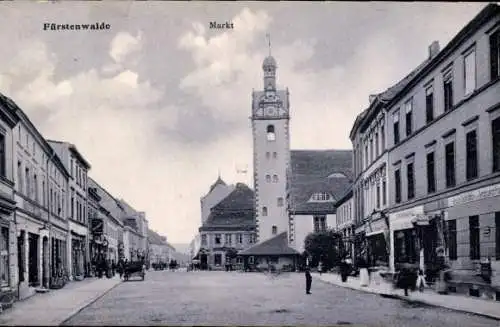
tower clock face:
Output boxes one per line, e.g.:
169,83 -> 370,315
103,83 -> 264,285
265,106 -> 277,116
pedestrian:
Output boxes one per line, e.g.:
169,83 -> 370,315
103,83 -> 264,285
339,258 -> 349,283
318,261 -> 323,276
416,269 -> 427,292
358,256 -> 369,287
305,266 -> 312,294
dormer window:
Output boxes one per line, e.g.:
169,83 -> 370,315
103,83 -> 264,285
310,192 -> 332,202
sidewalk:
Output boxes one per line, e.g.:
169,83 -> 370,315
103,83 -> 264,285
313,272 -> 500,321
0,276 -> 122,326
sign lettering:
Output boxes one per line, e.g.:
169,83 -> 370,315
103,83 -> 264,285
448,183 -> 500,207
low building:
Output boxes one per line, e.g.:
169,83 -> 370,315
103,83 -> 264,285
197,183 -> 256,270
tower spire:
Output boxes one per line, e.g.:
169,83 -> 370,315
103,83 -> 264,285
266,33 -> 271,56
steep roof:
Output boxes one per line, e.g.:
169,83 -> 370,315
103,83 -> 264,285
208,176 -> 227,193
238,232 -> 299,256
199,183 -> 256,232
289,150 -> 353,214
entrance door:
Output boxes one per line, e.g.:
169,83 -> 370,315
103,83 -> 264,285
17,232 -> 25,283
42,237 -> 49,288
28,233 -> 39,287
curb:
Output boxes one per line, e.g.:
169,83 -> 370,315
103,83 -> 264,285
314,275 -> 500,321
58,279 -> 123,326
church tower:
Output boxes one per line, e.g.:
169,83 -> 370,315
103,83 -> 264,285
251,52 -> 291,244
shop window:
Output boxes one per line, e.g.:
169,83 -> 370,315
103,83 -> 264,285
427,152 -> 436,194
496,212 -> 500,260
394,229 -> 417,264
466,130 -> 478,180
469,216 -> 480,260
0,227 -> 9,287
448,220 -> 457,260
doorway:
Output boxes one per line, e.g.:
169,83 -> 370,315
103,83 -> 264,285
28,233 -> 39,287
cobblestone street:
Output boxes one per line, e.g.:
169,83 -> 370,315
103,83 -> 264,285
63,271 -> 498,326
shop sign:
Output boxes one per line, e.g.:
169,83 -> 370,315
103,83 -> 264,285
448,183 -> 500,207
390,206 -> 424,222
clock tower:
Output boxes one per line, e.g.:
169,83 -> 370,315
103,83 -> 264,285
251,54 -> 291,244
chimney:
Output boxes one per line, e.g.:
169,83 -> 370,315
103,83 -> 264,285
428,41 -> 440,59
369,94 -> 377,105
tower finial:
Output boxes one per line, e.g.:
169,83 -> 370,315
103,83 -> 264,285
217,168 -> 221,179
266,33 -> 271,56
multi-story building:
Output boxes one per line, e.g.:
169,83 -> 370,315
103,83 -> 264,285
7,98 -> 71,298
334,188 -> 355,260
200,175 -> 235,225
118,200 -> 148,261
47,140 -> 91,280
148,230 -> 170,265
358,4 -> 500,298
0,94 -> 20,306
198,183 -> 256,270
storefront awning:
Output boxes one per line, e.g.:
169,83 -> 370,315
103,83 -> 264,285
366,230 -> 384,237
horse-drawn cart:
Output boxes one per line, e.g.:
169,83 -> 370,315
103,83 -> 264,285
123,261 -> 146,281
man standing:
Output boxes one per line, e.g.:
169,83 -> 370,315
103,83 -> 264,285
305,266 -> 312,295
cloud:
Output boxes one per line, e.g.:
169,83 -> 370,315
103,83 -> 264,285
109,31 -> 143,65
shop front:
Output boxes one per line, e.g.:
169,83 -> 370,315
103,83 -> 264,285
363,210 -> 390,268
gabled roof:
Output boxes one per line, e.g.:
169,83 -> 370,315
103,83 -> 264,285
199,183 -> 256,232
289,150 -> 353,214
208,176 -> 227,193
47,140 -> 92,170
238,232 -> 299,256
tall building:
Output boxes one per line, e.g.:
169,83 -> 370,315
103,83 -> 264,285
200,175 -> 235,225
251,54 -> 291,244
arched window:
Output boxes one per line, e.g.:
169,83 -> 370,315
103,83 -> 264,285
267,125 -> 276,141
273,174 -> 278,183
273,152 -> 277,159
266,174 -> 271,183
272,225 -> 277,235
262,207 -> 268,216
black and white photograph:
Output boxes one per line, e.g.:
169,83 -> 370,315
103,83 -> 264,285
0,1 -> 499,326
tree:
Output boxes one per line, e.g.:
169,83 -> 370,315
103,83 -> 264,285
304,229 -> 345,270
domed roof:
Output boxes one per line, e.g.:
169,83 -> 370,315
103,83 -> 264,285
262,55 -> 277,68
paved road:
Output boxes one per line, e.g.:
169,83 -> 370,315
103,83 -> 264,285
63,271 -> 498,326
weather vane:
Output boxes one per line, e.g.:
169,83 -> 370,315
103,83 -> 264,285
266,33 -> 271,56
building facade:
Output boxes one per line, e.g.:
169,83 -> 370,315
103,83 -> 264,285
200,176 -> 235,225
335,188 -> 355,259
0,95 -> 20,306
48,141 -> 91,280
251,55 -> 291,244
384,4 -> 500,294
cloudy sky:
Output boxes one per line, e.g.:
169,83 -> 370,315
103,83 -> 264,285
0,1 -> 486,244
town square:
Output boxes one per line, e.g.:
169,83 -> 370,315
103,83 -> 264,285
0,1 -> 499,326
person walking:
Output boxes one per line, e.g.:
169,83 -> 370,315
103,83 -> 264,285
305,266 -> 312,294
339,258 -> 349,282
318,261 -> 324,276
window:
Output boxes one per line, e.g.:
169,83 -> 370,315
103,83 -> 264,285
312,193 -> 331,201
214,253 -> 222,266
376,184 -> 380,209
407,162 -> 415,200
266,125 -> 275,141
448,219 -> 457,260
272,174 -> 278,183
466,130 -> 478,180
445,142 -> 456,188
469,216 -> 480,260
225,234 -> 232,245
405,99 -> 413,136
272,225 -> 277,235
273,152 -> 277,159
381,125 -> 385,152
426,86 -> 434,123
464,49 -> 476,95
496,212 -> 500,260
33,175 -> 38,202
493,117 -> 500,172
365,145 -> 369,168
266,174 -> 271,183
490,29 -> 500,81
444,72 -> 453,112
25,168 -> 30,197
262,206 -> 267,216
382,180 -> 386,206
393,111 -> 400,145
395,169 -> 402,204
313,216 -> 327,233
0,134 -> 5,178
237,233 -> 243,244
42,180 -> 45,206
215,234 -> 221,245
375,132 -> 379,157
0,227 -> 9,287
427,152 -> 436,194
266,152 -> 270,159
370,138 -> 373,163
249,234 -> 255,244
277,197 -> 284,207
